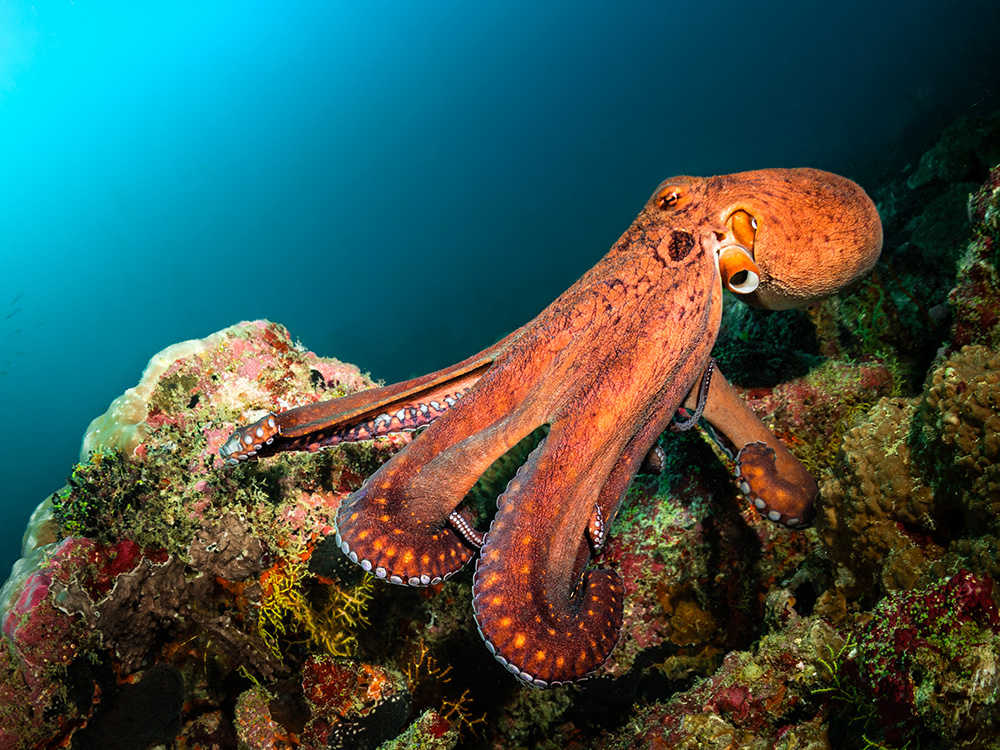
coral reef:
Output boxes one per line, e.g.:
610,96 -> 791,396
4,112 -> 1000,749
597,616 -> 843,749
849,571 -> 1000,746
907,110 -> 1000,190
0,322 -> 423,748
0,315 -> 901,748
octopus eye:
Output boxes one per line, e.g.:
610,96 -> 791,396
718,245 -> 760,294
657,188 -> 683,209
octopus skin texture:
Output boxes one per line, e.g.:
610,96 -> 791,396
221,168 -> 882,687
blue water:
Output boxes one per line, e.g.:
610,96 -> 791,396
1,0 -> 998,578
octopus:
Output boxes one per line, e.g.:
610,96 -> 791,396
221,168 -> 882,687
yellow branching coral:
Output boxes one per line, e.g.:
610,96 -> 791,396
403,641 -> 485,740
304,575 -> 374,656
256,557 -> 374,659
440,689 -> 486,738
403,639 -> 453,688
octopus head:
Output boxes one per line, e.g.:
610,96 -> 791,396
707,168 -> 883,310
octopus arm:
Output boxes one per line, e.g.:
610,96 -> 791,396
471,435 -> 625,687
471,341 -> 716,687
684,366 -> 816,526
332,342 -> 564,588
588,353 -> 717,553
220,337 -> 511,462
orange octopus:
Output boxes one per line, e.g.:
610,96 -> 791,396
222,168 -> 882,687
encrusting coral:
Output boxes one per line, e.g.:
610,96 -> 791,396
850,570 -> 1000,747
917,345 -> 1000,526
818,342 -> 1000,608
818,396 -> 936,598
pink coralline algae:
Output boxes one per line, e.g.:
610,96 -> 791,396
0,539 -> 89,749
1,569 -> 52,643
9,540 -> 114,669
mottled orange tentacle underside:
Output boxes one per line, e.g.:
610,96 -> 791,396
221,168 -> 882,687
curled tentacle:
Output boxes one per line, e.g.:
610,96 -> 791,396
683,365 -> 817,526
735,442 -> 815,527
220,413 -> 279,463
472,440 -> 624,687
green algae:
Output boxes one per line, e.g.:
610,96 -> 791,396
52,450 -> 152,542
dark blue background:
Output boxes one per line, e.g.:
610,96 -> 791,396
2,0 -> 998,578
